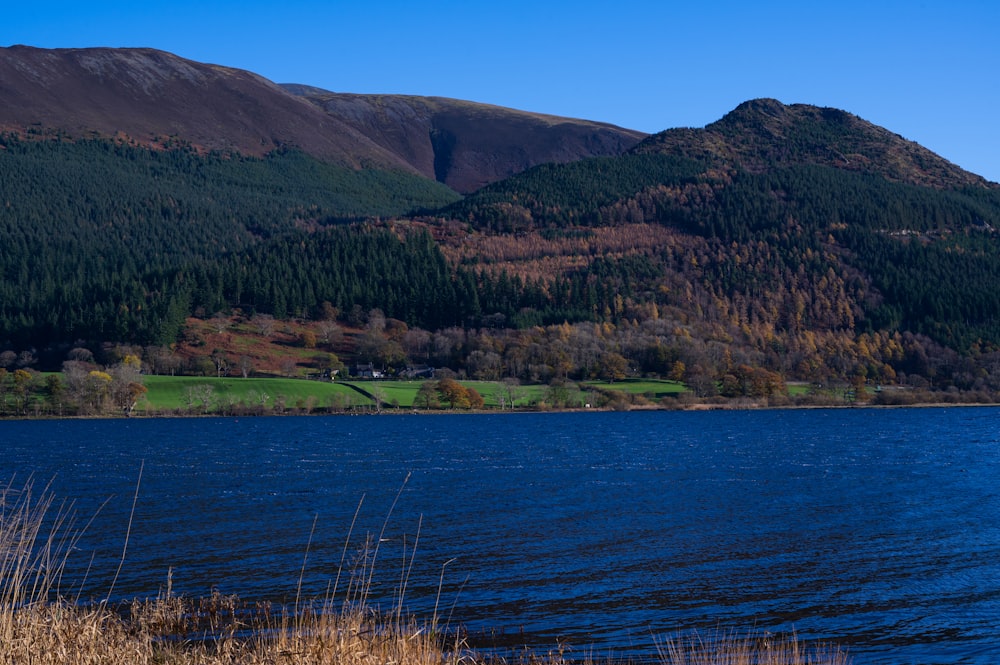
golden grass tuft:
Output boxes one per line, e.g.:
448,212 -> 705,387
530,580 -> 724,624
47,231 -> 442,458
1,595 -> 468,664
1,478 -> 851,665
655,629 -> 852,665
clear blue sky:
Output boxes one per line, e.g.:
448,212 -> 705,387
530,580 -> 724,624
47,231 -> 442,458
5,0 -> 999,182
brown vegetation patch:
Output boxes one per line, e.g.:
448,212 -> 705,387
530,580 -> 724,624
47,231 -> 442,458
172,314 -> 354,378
439,224 -> 687,281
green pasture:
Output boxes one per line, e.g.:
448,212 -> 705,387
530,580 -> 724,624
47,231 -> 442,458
342,380 -> 545,409
343,380 -> 421,408
452,380 -> 547,407
585,378 -> 687,398
786,382 -> 812,397
138,376 -> 370,412
135,376 -> 691,413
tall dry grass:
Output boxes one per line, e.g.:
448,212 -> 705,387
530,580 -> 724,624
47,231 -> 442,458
0,477 -> 851,665
656,629 -> 852,665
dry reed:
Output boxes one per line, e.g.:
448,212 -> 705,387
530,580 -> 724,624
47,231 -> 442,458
0,478 -> 851,665
655,629 -> 852,665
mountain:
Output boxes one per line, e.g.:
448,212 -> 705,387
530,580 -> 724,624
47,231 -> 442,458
0,46 -> 644,192
436,99 -> 1000,381
3,50 -> 1000,400
447,98 -> 997,232
0,45 -> 413,170
634,98 -> 993,190
282,85 -> 646,192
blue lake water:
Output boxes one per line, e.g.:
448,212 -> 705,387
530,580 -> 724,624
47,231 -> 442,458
2,408 -> 999,664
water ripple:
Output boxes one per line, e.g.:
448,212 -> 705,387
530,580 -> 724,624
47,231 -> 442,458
2,409 -> 1000,663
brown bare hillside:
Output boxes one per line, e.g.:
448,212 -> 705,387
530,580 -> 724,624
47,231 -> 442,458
0,46 -> 645,191
0,46 -> 419,170
282,86 -> 647,192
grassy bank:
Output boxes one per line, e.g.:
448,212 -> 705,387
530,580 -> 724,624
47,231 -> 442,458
585,378 -> 687,399
133,376 -> 686,414
14,370 -> 992,417
137,375 -> 371,413
1,478 -> 852,664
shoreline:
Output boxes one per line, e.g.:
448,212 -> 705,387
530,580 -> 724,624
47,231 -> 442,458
3,397 -> 999,421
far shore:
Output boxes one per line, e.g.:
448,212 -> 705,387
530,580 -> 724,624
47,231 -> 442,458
4,369 -> 999,420
3,394 -> 999,421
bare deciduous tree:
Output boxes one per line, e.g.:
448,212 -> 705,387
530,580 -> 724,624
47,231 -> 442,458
238,355 -> 254,379
251,313 -> 276,337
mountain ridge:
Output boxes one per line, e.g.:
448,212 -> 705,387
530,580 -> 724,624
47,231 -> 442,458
0,45 -> 414,171
633,97 -> 994,190
0,46 -> 645,193
281,85 -> 647,192
4,48 -> 1000,397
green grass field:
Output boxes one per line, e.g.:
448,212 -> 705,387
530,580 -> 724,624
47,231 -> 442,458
584,378 -> 687,398
339,380 -> 547,409
138,376 -> 371,413
131,376 -> 692,414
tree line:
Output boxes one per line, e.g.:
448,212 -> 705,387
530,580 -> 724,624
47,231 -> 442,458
5,133 -> 1000,397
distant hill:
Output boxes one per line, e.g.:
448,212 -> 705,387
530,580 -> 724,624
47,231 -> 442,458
0,45 -> 414,170
282,86 -> 646,192
634,98 -> 994,190
440,99 -> 1000,361
450,98 -> 997,233
0,46 -> 644,193
4,47 -> 1000,398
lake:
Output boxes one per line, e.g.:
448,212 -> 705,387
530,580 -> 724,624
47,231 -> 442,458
2,408 -> 999,664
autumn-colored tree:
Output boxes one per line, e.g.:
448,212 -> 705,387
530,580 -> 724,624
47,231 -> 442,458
0,368 -> 9,415
749,367 -> 785,398
466,387 -> 485,409
598,352 -> 628,382
86,370 -> 112,412
122,383 -> 148,416
669,360 -> 686,382
356,331 -> 408,368
437,378 -> 471,409
319,301 -> 339,321
12,369 -> 34,414
850,372 -> 868,401
719,373 -> 742,398
121,354 -> 142,372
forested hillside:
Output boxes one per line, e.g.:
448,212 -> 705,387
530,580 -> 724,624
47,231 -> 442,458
424,100 -> 1000,395
443,158 -> 1000,348
4,95 -> 1000,404
0,135 -> 459,351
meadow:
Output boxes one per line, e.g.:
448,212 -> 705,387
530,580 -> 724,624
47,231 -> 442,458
133,376 -> 689,414
138,375 -> 368,413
